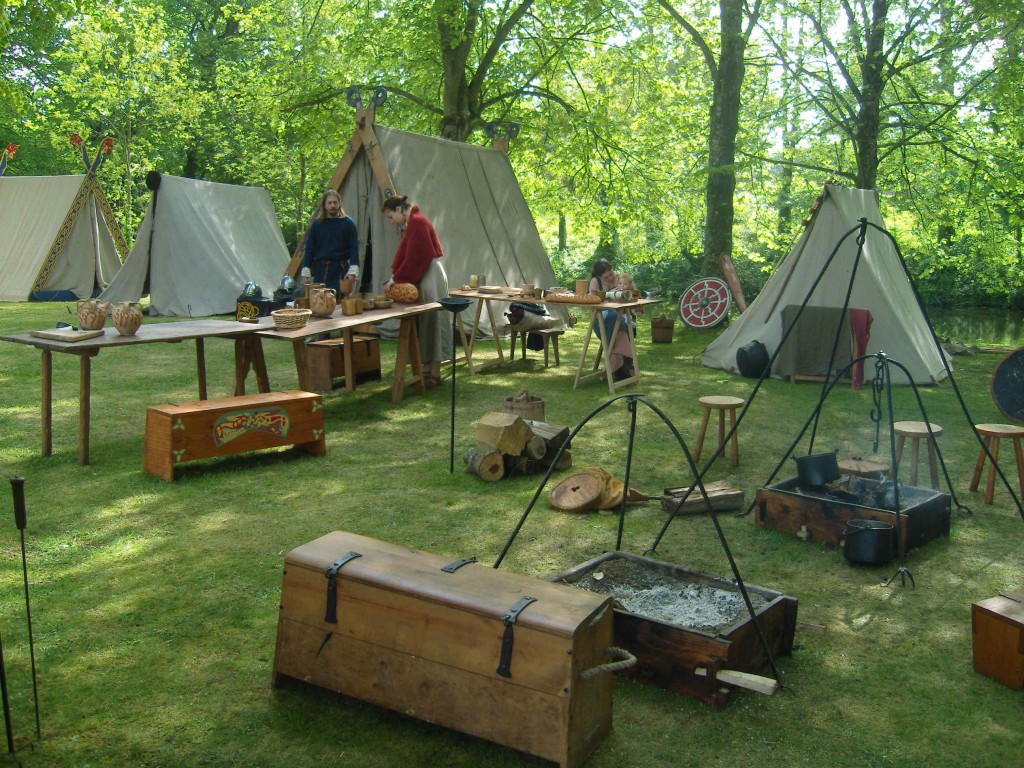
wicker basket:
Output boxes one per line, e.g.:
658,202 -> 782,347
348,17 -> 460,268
271,308 -> 312,330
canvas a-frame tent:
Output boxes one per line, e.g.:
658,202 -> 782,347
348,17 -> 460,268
0,173 -> 128,301
295,114 -> 563,335
101,173 -> 289,317
701,184 -> 948,385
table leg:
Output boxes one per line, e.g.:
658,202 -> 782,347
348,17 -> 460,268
41,349 -> 52,457
392,317 -> 424,403
455,312 -> 474,372
79,353 -> 91,466
483,299 -> 505,364
342,328 -> 356,392
461,300 -> 486,375
573,315 -> 597,389
251,338 -> 270,393
292,339 -> 311,391
195,338 -> 208,400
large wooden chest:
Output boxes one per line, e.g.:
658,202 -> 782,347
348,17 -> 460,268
272,531 -> 616,767
754,476 -> 950,554
972,591 -> 1024,690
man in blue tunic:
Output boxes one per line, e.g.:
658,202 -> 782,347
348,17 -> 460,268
300,188 -> 359,294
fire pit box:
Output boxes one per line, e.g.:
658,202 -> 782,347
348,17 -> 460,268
551,551 -> 798,708
273,531 -> 615,768
754,476 -> 950,554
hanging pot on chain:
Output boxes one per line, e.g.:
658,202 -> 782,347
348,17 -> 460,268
793,450 -> 840,488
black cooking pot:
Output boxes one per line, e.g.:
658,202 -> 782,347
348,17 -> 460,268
794,451 -> 840,487
843,519 -> 895,565
736,340 -> 770,378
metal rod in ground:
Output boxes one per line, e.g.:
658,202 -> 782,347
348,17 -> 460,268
0,630 -> 14,756
19,533 -> 39,740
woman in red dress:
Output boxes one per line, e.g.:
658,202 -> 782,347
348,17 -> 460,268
382,195 -> 450,387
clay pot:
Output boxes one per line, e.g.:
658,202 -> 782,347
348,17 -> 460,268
339,277 -> 355,297
309,287 -> 337,317
77,299 -> 109,330
111,302 -> 143,336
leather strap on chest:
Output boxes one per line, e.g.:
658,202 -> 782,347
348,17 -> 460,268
323,551 -> 362,624
496,595 -> 537,678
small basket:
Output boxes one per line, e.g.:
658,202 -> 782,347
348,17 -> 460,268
270,308 -> 312,330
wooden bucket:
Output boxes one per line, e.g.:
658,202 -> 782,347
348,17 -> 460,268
503,391 -> 545,422
651,315 -> 674,343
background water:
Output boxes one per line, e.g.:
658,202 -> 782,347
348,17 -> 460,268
925,307 -> 1024,348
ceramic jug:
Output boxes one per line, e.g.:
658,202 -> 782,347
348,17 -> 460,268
111,302 -> 143,336
76,299 -> 109,330
309,287 -> 337,317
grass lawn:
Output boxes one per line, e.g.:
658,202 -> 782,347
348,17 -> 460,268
0,300 -> 1021,768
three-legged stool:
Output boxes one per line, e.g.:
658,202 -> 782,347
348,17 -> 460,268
694,395 -> 745,466
969,423 -> 1024,504
893,421 -> 944,489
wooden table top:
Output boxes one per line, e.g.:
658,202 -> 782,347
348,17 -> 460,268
0,318 -> 261,351
448,288 -> 660,312
254,301 -> 441,340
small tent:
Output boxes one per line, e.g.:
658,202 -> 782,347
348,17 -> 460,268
101,173 -> 288,316
0,173 -> 127,301
294,107 -> 562,334
701,184 -> 948,385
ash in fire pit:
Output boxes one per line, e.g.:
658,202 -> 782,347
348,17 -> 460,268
568,557 -> 766,632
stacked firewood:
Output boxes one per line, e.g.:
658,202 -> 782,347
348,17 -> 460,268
464,413 -> 572,481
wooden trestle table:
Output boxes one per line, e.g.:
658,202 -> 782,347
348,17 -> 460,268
447,288 -> 660,392
252,301 -> 441,404
0,319 -> 270,466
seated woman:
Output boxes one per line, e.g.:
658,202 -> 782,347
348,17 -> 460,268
589,258 -> 637,380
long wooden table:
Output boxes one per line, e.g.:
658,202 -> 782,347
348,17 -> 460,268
252,301 -> 441,404
447,288 -> 660,392
0,319 -> 269,465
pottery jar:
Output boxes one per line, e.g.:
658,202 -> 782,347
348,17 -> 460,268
309,287 -> 337,317
111,302 -> 143,336
76,299 -> 109,331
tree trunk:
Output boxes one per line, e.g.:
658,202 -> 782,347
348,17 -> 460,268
854,0 -> 887,190
701,0 -> 746,275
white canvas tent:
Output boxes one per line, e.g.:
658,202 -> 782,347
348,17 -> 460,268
101,173 -> 288,316
0,174 -> 127,301
701,184 -> 948,385
295,113 -> 562,334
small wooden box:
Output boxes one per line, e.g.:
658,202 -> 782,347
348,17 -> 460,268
754,476 -> 950,554
305,336 -> 382,392
272,531 -> 615,768
972,591 -> 1024,690
143,390 -> 325,481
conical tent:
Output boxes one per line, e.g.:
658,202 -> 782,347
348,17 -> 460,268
701,184 -> 948,385
101,173 -> 288,317
295,116 -> 562,334
0,173 -> 127,301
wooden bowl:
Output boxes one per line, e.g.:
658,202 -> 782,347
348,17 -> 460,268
374,298 -> 393,309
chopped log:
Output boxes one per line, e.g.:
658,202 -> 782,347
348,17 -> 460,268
476,412 -> 531,455
524,420 -> 571,453
660,480 -> 745,515
463,447 -> 505,481
505,450 -> 572,477
523,435 -> 546,460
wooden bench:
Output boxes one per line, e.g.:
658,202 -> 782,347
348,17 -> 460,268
144,390 -> 325,481
304,335 -> 382,393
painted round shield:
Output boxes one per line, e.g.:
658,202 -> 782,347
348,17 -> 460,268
679,277 -> 731,329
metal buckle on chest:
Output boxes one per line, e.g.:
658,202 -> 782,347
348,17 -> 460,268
324,551 -> 362,624
496,595 -> 537,678
440,557 -> 477,573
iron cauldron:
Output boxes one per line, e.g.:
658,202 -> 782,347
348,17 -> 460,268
794,450 -> 840,488
843,519 -> 895,565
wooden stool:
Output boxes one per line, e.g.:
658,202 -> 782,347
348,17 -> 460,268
969,423 -> 1024,504
509,326 -> 565,367
694,396 -> 744,466
893,421 -> 944,489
